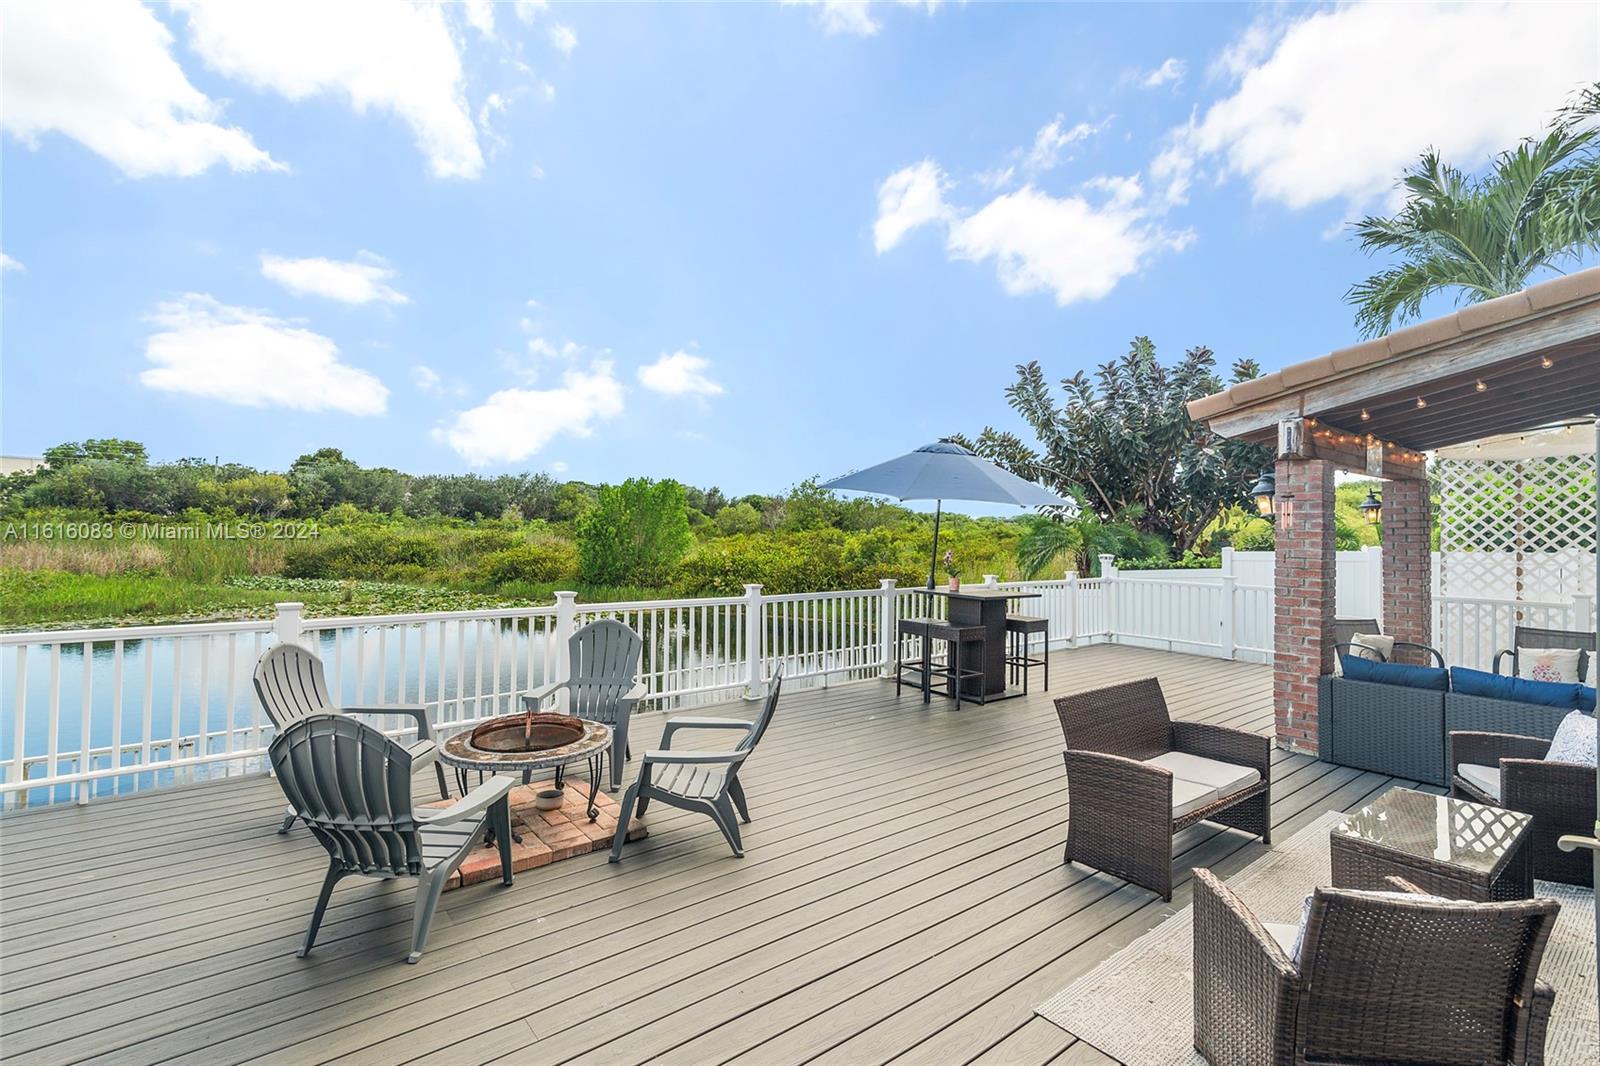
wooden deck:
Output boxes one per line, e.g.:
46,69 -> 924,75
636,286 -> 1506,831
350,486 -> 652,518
0,645 -> 1432,1066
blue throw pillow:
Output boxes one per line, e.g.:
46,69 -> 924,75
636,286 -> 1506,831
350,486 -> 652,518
1450,666 -> 1580,709
1340,654 -> 1449,691
1579,686 -> 1596,714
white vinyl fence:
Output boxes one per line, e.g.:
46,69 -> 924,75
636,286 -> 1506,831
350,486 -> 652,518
3,552 -> 1594,811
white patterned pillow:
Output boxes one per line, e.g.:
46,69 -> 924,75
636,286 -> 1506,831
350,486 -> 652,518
1349,633 -> 1393,663
1546,710 -> 1597,767
1517,647 -> 1583,684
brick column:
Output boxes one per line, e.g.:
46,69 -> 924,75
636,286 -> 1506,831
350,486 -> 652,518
1381,470 -> 1433,661
1273,458 -> 1335,754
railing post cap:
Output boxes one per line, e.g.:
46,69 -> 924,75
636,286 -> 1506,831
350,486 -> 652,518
275,602 -> 305,612
879,578 -> 897,589
743,583 -> 763,594
553,590 -> 578,601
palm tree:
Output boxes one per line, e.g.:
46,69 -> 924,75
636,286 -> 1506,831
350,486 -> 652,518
1346,83 -> 1600,338
1014,497 -> 1165,578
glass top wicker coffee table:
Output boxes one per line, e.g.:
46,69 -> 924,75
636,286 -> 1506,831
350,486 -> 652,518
1329,787 -> 1533,902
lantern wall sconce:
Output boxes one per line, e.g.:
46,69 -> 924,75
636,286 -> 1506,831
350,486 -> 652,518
1249,469 -> 1276,521
1360,488 -> 1382,526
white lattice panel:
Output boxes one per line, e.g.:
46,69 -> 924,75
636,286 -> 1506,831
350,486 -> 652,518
1437,453 -> 1596,602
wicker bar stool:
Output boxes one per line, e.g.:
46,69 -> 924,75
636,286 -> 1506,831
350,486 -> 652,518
1004,613 -> 1049,692
895,617 -> 987,709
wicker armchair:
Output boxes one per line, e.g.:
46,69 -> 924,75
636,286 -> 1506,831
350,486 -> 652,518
1193,868 -> 1559,1065
1450,730 -> 1597,887
1493,625 -> 1595,682
1055,677 -> 1271,901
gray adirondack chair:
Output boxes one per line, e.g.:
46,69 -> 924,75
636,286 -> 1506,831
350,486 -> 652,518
269,714 -> 515,964
523,619 -> 645,791
254,643 -> 450,834
609,665 -> 782,863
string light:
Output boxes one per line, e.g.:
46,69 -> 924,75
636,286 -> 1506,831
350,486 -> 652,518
1415,397 -> 1428,409
1541,355 -> 1554,369
1475,379 -> 1487,392
1360,408 -> 1371,421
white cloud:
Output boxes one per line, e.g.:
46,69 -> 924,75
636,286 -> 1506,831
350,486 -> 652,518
528,337 -> 583,360
548,23 -> 578,54
974,165 -> 1016,191
260,252 -> 409,305
946,180 -> 1190,306
461,0 -> 496,37
141,294 -> 388,415
435,363 -> 624,466
791,1 -> 880,37
878,157 -> 1189,306
873,160 -> 951,253
514,1 -> 549,25
549,460 -> 569,475
1180,1 -> 1597,211
1140,57 -> 1186,89
2,0 -> 283,179
413,363 -> 467,398
1023,116 -> 1106,174
638,350 -> 725,397
1,253 -> 24,272
971,115 -> 1108,193
173,0 -> 483,179
788,1 -> 941,37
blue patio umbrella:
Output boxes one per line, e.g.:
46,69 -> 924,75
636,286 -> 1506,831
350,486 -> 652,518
821,441 -> 1073,588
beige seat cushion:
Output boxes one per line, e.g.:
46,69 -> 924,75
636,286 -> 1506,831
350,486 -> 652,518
1457,763 -> 1502,801
1146,751 -> 1262,799
1171,778 -> 1219,819
1263,921 -> 1301,962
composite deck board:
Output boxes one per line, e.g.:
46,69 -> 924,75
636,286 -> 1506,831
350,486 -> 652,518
0,645 -> 1424,1065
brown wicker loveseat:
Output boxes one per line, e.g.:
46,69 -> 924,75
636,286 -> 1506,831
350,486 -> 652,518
1193,868 -> 1560,1065
1450,730 -> 1597,887
1055,677 -> 1271,900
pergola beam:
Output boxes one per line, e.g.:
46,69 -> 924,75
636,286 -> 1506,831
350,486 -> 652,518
1275,417 -> 1426,480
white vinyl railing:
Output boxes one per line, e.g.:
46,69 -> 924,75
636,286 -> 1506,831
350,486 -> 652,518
2,556 -> 1594,811
1434,595 -> 1596,674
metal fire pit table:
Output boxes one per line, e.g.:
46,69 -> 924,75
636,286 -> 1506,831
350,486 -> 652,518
440,713 -> 611,827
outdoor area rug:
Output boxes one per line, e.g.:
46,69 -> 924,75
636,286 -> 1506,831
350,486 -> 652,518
1035,810 -> 1598,1065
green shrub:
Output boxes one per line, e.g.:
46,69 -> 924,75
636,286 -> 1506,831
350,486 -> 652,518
713,501 -> 762,535
1117,554 -> 1221,571
476,541 -> 580,586
1231,520 -> 1275,552
577,478 -> 691,586
283,526 -> 441,579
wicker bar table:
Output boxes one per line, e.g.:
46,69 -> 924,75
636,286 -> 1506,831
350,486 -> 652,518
1330,787 -> 1534,902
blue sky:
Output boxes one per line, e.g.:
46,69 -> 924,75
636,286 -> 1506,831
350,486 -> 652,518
3,1 -> 1596,500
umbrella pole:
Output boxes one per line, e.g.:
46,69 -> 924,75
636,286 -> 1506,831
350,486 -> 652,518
927,499 -> 942,589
